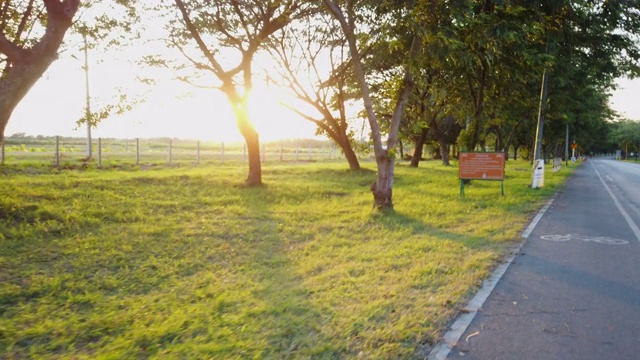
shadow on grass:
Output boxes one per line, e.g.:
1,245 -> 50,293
217,187 -> 343,358
367,209 -> 499,251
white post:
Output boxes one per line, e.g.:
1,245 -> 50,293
83,33 -> 92,160
98,138 -> 102,167
168,139 -> 173,165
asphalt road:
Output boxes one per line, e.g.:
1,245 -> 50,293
445,158 -> 640,360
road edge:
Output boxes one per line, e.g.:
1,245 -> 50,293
427,198 -> 555,360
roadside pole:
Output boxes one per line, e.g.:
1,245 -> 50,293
531,66 -> 549,188
531,38 -> 551,188
565,124 -> 569,166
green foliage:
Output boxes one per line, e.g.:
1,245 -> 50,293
0,160 -> 574,358
609,119 -> 640,153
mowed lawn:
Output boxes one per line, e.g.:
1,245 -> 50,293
0,159 -> 573,359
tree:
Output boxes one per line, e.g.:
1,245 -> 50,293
610,119 -> 640,159
161,0 -> 309,186
0,0 -> 81,145
267,12 -> 361,170
322,0 -> 420,210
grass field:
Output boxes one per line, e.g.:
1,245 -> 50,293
0,159 -> 575,359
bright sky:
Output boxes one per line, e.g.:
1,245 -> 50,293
6,51 -> 320,142
5,51 -> 640,141
609,77 -> 640,120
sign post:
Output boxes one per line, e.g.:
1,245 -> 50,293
459,152 -> 506,196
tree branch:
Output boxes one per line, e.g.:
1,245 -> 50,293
174,0 -> 226,79
0,33 -> 24,62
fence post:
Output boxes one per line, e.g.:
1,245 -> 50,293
136,138 -> 140,165
196,141 -> 200,165
221,141 -> 225,164
168,139 -> 173,165
98,138 -> 102,167
55,136 -> 60,169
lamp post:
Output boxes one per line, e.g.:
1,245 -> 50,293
531,37 -> 551,189
83,32 -> 92,160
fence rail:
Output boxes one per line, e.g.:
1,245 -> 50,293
1,137 -> 344,168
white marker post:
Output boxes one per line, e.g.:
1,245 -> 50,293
531,159 -> 544,188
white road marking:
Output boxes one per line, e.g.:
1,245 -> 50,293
428,198 -> 554,360
522,199 -> 555,239
591,162 -> 640,243
539,234 -> 629,245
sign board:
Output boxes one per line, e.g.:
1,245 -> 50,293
459,152 -> 505,180
571,143 -> 578,149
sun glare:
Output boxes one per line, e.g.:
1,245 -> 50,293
247,83 -> 318,142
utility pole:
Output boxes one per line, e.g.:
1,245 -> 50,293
83,33 -> 92,160
565,124 -> 569,166
531,39 -> 551,189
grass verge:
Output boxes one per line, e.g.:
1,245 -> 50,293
0,159 -> 575,359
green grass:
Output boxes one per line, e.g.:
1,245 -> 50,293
0,159 -> 575,359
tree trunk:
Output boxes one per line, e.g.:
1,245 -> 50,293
371,155 -> 394,210
0,2 -> 79,144
235,109 -> 262,186
513,144 -> 519,160
339,136 -> 360,170
439,137 -> 450,166
410,127 -> 429,167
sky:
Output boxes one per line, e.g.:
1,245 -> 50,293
5,50 -> 640,142
5,52 -> 320,142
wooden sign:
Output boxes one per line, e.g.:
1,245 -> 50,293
459,152 -> 505,180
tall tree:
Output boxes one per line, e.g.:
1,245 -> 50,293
267,12 -> 361,170
322,0 -> 420,210
0,0 -> 81,145
167,0 -> 308,186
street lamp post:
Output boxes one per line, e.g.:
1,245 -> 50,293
531,65 -> 549,188
531,36 -> 552,189
83,33 -> 92,160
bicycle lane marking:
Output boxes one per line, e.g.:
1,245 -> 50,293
428,198 -> 555,360
539,234 -> 630,245
591,161 -> 640,244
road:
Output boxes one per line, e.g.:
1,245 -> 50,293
437,158 -> 640,360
